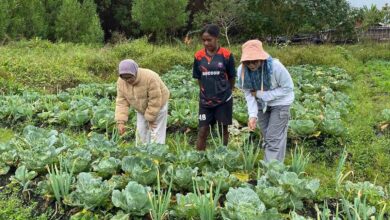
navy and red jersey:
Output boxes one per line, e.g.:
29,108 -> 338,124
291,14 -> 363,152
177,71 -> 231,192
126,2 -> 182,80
192,47 -> 236,108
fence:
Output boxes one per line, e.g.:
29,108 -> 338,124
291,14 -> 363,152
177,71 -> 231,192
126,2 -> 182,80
361,26 -> 390,41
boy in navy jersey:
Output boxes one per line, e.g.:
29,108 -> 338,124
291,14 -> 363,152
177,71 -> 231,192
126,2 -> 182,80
192,24 -> 236,150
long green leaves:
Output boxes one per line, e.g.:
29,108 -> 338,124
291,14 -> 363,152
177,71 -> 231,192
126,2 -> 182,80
290,145 -> 310,175
240,137 -> 261,172
47,157 -> 74,204
148,168 -> 172,220
193,179 -> 222,220
335,147 -> 353,193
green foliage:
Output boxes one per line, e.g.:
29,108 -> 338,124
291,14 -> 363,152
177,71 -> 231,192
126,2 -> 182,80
381,109 -> 390,122
95,0 -> 140,38
55,0 -> 103,43
196,168 -> 241,193
163,165 -> 198,192
111,181 -> 151,216
0,188 -> 47,220
0,1 -> 9,41
148,168 -> 172,220
10,165 -> 38,191
256,160 -> 320,211
289,120 -> 316,136
66,172 -> 114,209
92,156 -> 121,178
47,159 -> 75,204
360,4 -> 390,29
206,146 -> 242,172
12,126 -> 68,171
87,132 -> 118,157
91,105 -> 115,131
2,0 -> 47,40
121,156 -> 158,186
132,0 -> 189,41
172,192 -> 199,219
193,180 -> 222,220
242,0 -> 353,39
43,0 -> 63,41
0,40 -> 101,92
340,195 -> 386,220
63,148 -> 92,173
221,187 -> 281,220
193,0 -> 245,46
343,181 -> 387,207
240,137 -> 261,173
111,38 -> 194,74
289,146 -> 310,176
289,65 -> 352,137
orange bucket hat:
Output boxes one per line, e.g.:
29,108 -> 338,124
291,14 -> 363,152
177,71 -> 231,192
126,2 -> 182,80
240,39 -> 269,62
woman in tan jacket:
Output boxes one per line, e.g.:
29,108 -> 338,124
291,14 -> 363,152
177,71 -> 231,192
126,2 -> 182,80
115,59 -> 170,144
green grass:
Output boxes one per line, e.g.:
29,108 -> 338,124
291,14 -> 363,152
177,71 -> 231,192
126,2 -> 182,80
343,61 -> 390,185
0,38 -> 195,92
0,187 -> 49,220
0,128 -> 13,142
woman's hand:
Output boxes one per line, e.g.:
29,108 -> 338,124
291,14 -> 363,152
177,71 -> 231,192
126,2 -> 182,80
117,123 -> 126,135
148,121 -> 157,129
248,117 -> 257,131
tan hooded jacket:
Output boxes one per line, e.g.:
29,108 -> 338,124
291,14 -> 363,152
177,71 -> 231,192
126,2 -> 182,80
115,68 -> 170,123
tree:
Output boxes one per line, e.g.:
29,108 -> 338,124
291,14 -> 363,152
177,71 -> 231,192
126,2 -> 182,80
4,0 -> 47,40
193,0 -> 245,47
132,0 -> 189,42
43,0 -> 63,41
55,0 -> 103,43
80,0 -> 104,43
237,0 -> 354,41
242,0 -> 308,39
383,4 -> 390,24
362,5 -> 386,28
95,0 -> 141,41
0,1 -> 9,41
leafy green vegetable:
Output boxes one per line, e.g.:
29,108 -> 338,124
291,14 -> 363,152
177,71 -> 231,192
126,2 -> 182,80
172,193 -> 198,219
206,146 -> 242,171
256,160 -> 320,211
221,187 -> 266,220
196,168 -> 241,193
87,132 -> 118,157
65,172 -> 113,209
10,165 -> 38,191
63,148 -> 92,173
111,181 -> 151,216
16,126 -> 67,171
121,156 -> 157,185
92,157 -> 121,178
289,120 -> 316,136
163,165 -> 198,192
344,181 -> 386,206
91,106 -> 115,131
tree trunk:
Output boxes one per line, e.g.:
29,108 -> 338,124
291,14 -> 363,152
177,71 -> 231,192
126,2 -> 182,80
224,26 -> 230,48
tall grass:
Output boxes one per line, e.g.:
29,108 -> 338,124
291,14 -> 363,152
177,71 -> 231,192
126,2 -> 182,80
1,39 -> 389,93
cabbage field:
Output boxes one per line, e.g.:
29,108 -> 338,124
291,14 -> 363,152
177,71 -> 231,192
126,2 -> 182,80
1,44 -> 390,219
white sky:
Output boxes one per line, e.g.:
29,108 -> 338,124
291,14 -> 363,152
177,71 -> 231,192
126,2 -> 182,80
349,0 -> 389,8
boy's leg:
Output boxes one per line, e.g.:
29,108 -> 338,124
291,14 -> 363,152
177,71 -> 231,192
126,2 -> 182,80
215,98 -> 233,146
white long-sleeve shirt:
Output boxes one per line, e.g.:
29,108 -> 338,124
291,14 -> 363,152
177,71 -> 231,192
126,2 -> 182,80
237,59 -> 294,119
